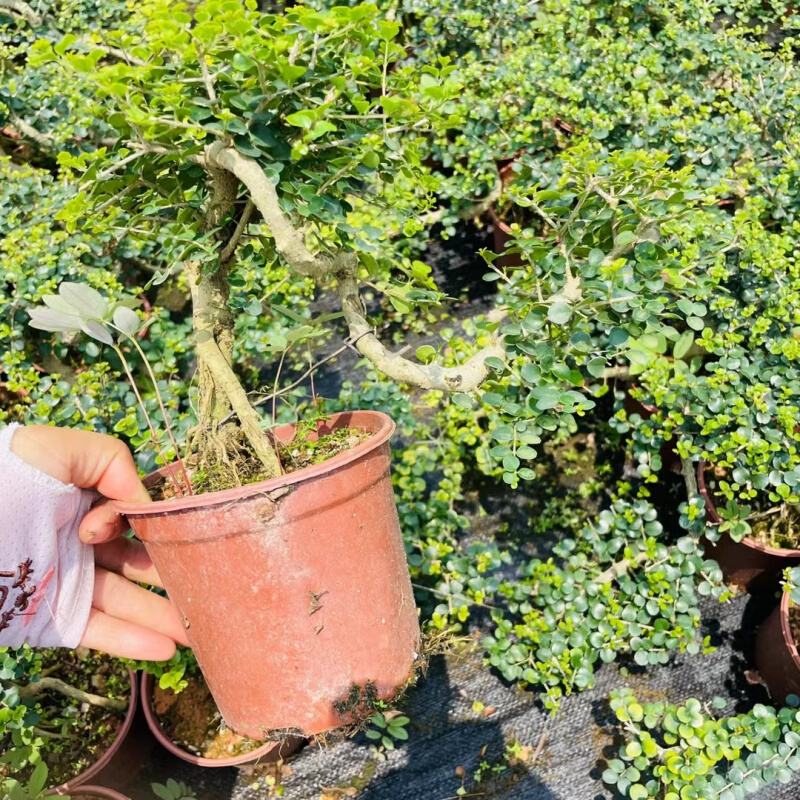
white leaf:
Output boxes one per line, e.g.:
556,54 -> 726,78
113,306 -> 140,337
42,294 -> 81,315
27,307 -> 83,332
81,321 -> 114,345
59,282 -> 108,320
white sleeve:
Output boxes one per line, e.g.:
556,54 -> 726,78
0,424 -> 96,649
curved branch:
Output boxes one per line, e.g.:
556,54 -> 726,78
336,257 -> 506,392
0,0 -> 42,26
17,677 -> 127,711
204,143 -> 505,393
205,142 -> 331,279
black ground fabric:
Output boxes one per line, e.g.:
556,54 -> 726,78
113,590 -> 799,800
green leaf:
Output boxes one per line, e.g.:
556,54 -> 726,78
673,330 -> 694,360
27,307 -> 83,333
548,302 -> 572,325
615,230 -> 637,247
416,345 -> 436,363
629,784 -> 648,800
687,316 -> 705,331
587,357 -> 606,377
27,762 -> 47,798
452,393 -> 474,409
82,321 -> 114,346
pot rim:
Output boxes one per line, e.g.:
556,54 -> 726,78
697,460 -> 800,558
488,203 -> 513,236
51,667 -> 138,794
51,786 -> 132,800
114,410 -> 395,517
139,672 -> 291,768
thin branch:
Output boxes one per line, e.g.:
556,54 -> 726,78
410,582 -> 500,611
7,114 -> 53,148
218,344 -> 350,428
0,0 -> 41,26
17,678 -> 127,711
89,43 -> 147,67
336,259 -> 507,392
220,198 -> 254,263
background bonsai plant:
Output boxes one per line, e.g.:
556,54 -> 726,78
0,645 -> 130,789
602,689 -> 800,800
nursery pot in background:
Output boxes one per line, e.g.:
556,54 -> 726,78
52,788 -> 131,800
139,673 -> 304,767
51,668 -> 138,795
698,462 -> 800,592
115,411 -> 421,739
755,591 -> 800,703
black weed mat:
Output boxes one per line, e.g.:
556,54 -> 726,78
110,589 -> 799,800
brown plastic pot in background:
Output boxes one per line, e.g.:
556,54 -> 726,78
115,411 -> 420,739
50,668 -> 138,795
698,462 -> 800,592
756,591 -> 800,703
139,673 -> 304,767
488,205 -> 522,269
52,788 -> 132,800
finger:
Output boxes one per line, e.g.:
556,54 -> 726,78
80,608 -> 177,661
11,426 -> 151,502
92,568 -> 190,647
94,538 -> 164,587
79,500 -> 130,544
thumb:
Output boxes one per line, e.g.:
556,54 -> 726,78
11,426 -> 150,543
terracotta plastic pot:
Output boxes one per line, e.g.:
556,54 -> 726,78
50,668 -> 138,795
488,205 -> 523,269
115,411 -> 420,739
139,673 -> 304,767
755,591 -> 800,703
698,462 -> 800,592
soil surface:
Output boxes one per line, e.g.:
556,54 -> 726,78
153,674 -> 266,760
704,469 -> 800,550
151,423 -> 371,500
5,650 -> 131,786
790,603 -> 800,649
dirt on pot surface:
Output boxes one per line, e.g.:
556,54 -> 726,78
153,673 -> 267,759
1,650 -> 131,787
150,421 -> 371,500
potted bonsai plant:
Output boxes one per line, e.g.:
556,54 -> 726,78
134,649 -> 302,766
756,566 -> 800,704
0,645 -> 136,794
27,0 -> 499,740
639,345 -> 800,591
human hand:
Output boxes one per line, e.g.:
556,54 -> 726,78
11,426 -> 189,661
